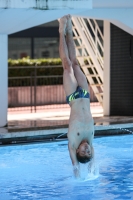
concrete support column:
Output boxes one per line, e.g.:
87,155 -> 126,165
0,34 -> 8,127
103,21 -> 110,116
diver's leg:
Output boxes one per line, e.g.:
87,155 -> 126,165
59,16 -> 78,96
65,15 -> 77,65
66,15 -> 89,92
59,16 -> 69,64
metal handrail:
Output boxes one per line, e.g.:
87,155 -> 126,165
8,65 -> 62,69
9,75 -> 63,79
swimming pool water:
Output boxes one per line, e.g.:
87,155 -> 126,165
0,135 -> 133,200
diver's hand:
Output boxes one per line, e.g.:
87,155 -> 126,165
73,165 -> 80,178
74,169 -> 80,178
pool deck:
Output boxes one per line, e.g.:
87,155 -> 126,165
0,103 -> 133,144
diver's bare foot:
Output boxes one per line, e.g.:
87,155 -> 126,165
66,15 -> 73,33
58,16 -> 67,35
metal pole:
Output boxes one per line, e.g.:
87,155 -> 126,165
34,64 -> 37,113
30,72 -> 33,113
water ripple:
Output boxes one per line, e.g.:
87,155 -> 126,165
0,135 -> 133,199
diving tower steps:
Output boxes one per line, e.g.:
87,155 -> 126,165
72,17 -> 104,107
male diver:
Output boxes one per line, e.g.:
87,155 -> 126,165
59,15 -> 94,178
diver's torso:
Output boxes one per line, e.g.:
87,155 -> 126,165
67,98 -> 94,149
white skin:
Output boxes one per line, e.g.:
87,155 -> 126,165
59,15 -> 94,178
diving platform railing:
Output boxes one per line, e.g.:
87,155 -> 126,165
72,17 -> 104,106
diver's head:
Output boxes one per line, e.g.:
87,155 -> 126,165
76,140 -> 93,163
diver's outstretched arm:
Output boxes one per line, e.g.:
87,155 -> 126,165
68,142 -> 80,178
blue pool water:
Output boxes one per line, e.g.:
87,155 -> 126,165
0,135 -> 133,200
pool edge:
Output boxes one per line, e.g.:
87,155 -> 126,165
0,123 -> 133,145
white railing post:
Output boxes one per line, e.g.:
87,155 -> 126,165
0,34 -> 8,127
103,20 -> 110,115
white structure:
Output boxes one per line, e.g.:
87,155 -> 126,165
0,0 -> 92,127
0,0 -> 133,126
72,17 -> 104,106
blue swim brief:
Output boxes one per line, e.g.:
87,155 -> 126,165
66,86 -> 90,104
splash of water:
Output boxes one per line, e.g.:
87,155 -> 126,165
118,127 -> 133,134
79,161 -> 99,182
